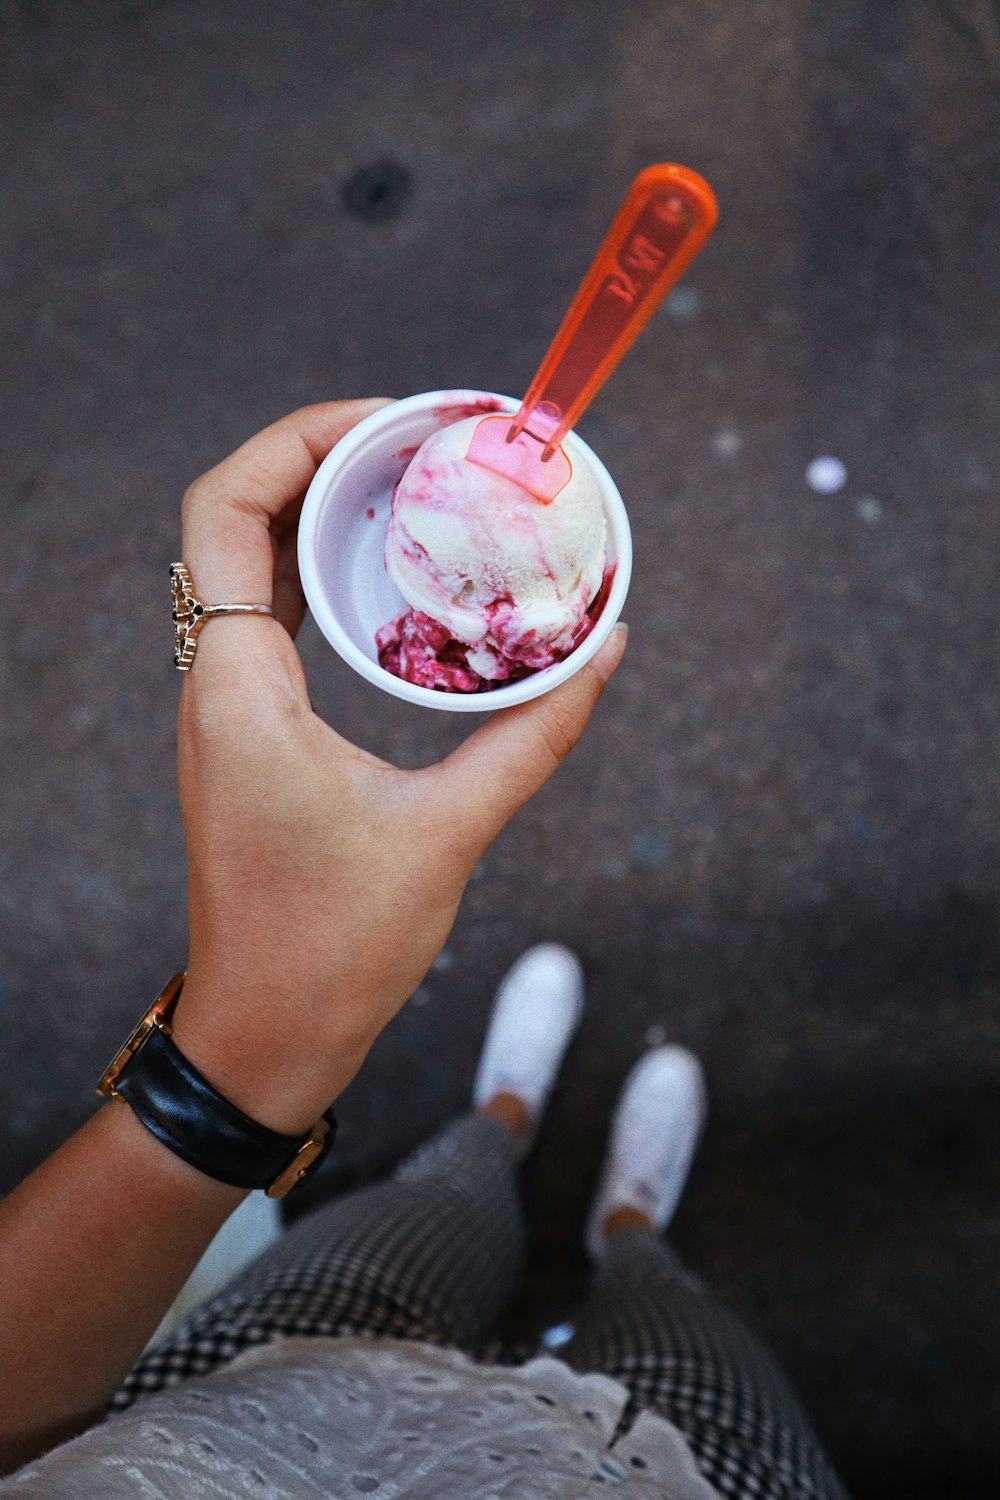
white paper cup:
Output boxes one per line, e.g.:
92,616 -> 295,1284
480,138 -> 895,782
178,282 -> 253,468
298,390 -> 632,712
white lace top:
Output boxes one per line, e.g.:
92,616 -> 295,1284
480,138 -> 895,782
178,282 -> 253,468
3,1336 -> 721,1498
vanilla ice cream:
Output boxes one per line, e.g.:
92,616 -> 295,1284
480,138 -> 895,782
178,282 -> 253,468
376,415 -> 610,692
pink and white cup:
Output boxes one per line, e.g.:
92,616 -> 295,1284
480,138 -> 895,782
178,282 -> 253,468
297,390 -> 632,712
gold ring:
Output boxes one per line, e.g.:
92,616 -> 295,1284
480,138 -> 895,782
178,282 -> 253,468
170,563 -> 274,671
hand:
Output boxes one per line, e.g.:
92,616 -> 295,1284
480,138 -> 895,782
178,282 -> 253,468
170,400 -> 627,1134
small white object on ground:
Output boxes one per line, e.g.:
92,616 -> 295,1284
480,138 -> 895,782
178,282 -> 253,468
664,284 -> 702,319
712,428 -> 743,457
540,1321 -> 576,1349
805,455 -> 848,494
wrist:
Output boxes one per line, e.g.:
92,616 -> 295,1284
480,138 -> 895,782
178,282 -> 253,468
170,970 -> 371,1136
99,972 -> 340,1195
97,1088 -> 247,1212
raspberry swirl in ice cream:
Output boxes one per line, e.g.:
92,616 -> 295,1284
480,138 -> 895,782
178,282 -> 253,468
376,415 -> 610,693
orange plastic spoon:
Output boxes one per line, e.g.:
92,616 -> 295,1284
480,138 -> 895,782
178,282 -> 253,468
466,163 -> 718,502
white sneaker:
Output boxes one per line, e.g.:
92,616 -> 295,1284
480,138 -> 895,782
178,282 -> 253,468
472,943 -> 585,1153
585,1046 -> 707,1260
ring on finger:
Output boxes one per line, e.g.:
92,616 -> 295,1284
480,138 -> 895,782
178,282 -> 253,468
170,562 -> 274,671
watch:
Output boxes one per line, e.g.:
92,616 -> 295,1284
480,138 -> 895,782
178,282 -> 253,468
97,973 -> 336,1198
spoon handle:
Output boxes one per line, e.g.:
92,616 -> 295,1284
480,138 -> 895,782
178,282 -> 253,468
512,164 -> 718,455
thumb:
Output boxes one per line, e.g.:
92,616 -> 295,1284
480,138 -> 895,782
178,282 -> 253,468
430,624 -> 628,856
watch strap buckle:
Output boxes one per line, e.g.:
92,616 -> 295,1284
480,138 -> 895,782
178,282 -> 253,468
266,1117 -> 332,1199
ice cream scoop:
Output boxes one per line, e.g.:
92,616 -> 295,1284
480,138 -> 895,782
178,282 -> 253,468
380,415 -> 608,687
378,164 -> 718,692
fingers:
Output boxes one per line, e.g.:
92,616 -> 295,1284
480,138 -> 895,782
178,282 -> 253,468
177,397 -> 392,716
181,399 -> 393,608
428,624 -> 628,857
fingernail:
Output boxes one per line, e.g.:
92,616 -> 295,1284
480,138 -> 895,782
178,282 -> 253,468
589,621 -> 629,683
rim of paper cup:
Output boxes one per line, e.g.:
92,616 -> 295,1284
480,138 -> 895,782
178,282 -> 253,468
298,390 -> 632,712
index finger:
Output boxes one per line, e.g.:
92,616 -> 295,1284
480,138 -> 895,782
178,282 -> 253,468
181,399 -> 393,606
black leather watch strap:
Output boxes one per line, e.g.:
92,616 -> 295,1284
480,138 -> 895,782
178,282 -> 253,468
98,974 -> 336,1197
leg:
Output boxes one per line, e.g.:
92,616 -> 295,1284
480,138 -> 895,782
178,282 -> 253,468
572,1047 -> 850,1498
112,1112 -> 522,1410
565,1227 -> 850,1500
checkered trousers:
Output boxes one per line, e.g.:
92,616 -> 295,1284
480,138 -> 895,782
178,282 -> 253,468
565,1230 -> 850,1500
111,1114 -> 848,1500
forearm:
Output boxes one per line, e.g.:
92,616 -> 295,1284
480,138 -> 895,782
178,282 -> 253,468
0,1098 -> 244,1475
